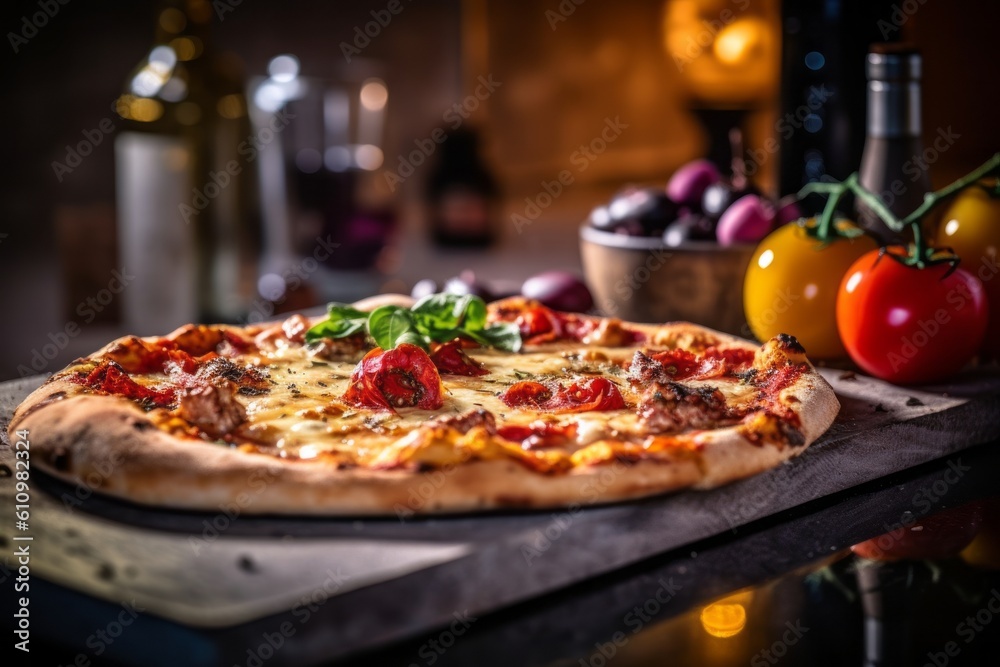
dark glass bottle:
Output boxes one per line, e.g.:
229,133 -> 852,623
857,45 -> 931,244
115,0 -> 255,333
778,1 -> 902,195
426,128 -> 498,248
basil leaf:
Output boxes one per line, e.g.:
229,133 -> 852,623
326,302 -> 368,321
305,302 -> 369,341
411,294 -> 461,330
368,306 -> 421,350
465,323 -> 522,352
303,293 -> 519,352
305,318 -> 366,342
412,293 -> 489,333
395,331 -> 428,348
459,296 -> 487,331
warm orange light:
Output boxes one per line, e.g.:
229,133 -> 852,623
120,96 -> 164,122
661,0 -> 779,103
700,589 -> 754,638
700,602 -> 747,638
713,19 -> 764,65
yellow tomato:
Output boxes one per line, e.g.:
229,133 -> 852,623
743,220 -> 877,359
937,185 -> 1000,359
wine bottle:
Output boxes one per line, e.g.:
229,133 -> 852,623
778,0 -> 903,195
115,0 -> 255,334
426,128 -> 498,247
857,44 -> 931,244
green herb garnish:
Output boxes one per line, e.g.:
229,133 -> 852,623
305,294 -> 522,352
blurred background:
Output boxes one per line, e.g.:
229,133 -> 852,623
1,0 -> 998,380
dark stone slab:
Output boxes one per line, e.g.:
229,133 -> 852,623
1,368 -> 999,666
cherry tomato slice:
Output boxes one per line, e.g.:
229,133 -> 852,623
343,343 -> 444,411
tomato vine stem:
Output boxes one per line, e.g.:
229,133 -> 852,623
795,152 -> 1000,269
901,152 -> 1000,226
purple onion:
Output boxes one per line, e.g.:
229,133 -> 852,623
666,159 -> 721,207
521,271 -> 594,312
716,194 -> 775,245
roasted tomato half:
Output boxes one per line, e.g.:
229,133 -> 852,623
343,343 -> 444,410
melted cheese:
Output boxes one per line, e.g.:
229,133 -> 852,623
163,341 -> 761,467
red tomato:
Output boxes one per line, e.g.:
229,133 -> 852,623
836,249 -> 989,384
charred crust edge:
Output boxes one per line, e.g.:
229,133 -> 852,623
775,333 -> 806,355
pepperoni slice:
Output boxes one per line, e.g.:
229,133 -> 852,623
218,330 -> 257,356
342,343 -> 444,411
630,347 -> 755,384
558,314 -> 596,341
73,360 -> 176,408
497,421 -> 575,449
429,340 -> 489,376
647,349 -> 704,380
499,301 -> 644,346
516,305 -> 564,344
500,381 -> 553,407
500,377 -> 625,413
104,336 -> 218,374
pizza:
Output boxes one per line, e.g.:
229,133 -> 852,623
7,294 -> 839,515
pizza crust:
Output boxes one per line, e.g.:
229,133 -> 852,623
12,388 -> 706,515
8,307 -> 840,515
694,369 -> 840,489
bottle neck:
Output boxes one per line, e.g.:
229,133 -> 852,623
867,79 -> 921,139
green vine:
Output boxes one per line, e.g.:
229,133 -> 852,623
795,152 -> 1000,269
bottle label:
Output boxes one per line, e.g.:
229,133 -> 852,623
115,132 -> 197,334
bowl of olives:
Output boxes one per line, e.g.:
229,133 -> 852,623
580,159 -> 795,335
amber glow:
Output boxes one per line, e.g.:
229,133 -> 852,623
118,96 -> 164,122
699,590 -> 754,638
662,0 -> 778,103
713,19 -> 765,65
700,603 -> 746,638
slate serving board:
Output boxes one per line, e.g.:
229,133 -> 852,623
1,369 -> 999,666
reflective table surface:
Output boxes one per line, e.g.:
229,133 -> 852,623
332,442 -> 1000,667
